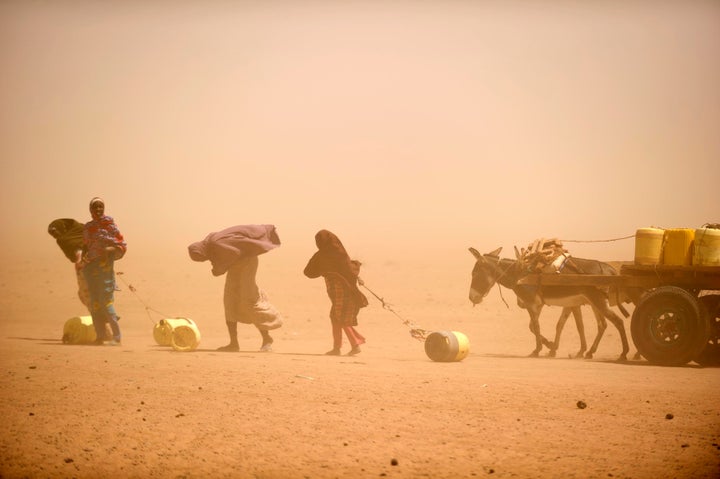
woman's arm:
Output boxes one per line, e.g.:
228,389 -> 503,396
105,245 -> 125,260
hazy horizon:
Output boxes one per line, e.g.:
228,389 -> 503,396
2,1 -> 718,269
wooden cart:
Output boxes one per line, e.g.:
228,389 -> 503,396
518,264 -> 720,366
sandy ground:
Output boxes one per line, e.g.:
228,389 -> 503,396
1,253 -> 719,479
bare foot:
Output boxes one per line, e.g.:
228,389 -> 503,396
217,344 -> 239,352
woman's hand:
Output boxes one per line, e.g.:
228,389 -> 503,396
105,246 -> 125,260
105,246 -> 117,260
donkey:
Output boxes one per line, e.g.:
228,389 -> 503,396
468,247 -> 630,361
525,304 -> 587,358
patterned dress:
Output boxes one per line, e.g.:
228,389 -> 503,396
82,215 -> 126,342
304,230 -> 367,350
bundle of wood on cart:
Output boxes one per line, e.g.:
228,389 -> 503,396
514,238 -> 571,273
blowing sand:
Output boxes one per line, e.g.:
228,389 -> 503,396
1,253 -> 718,479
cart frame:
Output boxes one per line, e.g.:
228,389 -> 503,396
518,264 -> 720,366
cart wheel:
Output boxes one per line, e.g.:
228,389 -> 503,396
631,286 -> 710,366
694,295 -> 720,367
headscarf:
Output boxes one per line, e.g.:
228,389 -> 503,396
48,218 -> 85,262
89,197 -> 105,221
304,230 -> 368,307
188,224 -> 281,276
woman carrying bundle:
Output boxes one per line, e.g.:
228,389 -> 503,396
80,197 -> 126,346
188,224 -> 283,352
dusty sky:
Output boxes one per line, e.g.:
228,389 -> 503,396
1,0 -> 718,268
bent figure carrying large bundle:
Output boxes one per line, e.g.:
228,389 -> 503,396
188,224 -> 283,352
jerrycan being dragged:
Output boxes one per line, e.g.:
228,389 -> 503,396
62,315 -> 97,344
153,318 -> 201,352
424,330 -> 470,362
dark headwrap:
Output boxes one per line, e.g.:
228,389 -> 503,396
48,218 -> 84,262
304,230 -> 368,307
188,224 -> 281,276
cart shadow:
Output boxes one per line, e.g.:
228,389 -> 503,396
592,357 -> 706,369
479,352 -> 705,368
